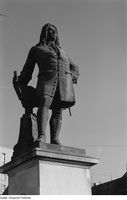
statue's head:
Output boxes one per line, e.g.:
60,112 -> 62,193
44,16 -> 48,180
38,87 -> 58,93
39,23 -> 60,46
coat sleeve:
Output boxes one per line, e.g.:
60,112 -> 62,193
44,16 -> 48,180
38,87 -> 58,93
69,58 -> 79,84
18,46 -> 36,85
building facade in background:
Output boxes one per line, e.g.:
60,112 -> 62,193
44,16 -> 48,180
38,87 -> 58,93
0,147 -> 13,194
92,172 -> 127,195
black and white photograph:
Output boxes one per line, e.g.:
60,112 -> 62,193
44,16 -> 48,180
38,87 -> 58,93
0,0 -> 126,198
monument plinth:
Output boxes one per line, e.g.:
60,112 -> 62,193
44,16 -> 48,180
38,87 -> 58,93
0,144 -> 99,195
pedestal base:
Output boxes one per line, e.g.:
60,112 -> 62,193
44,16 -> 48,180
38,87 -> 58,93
0,144 -> 99,195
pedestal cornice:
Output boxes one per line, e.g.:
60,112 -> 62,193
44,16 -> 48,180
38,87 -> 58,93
0,144 -> 99,173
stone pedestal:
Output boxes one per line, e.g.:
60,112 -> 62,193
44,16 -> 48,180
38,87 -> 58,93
0,144 -> 99,195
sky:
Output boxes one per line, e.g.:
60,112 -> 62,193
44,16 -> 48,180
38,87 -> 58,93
0,0 -> 127,184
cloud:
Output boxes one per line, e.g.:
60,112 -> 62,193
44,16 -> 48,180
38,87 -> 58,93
0,13 -> 8,17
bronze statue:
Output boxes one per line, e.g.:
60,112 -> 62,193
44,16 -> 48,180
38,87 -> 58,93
13,23 -> 79,147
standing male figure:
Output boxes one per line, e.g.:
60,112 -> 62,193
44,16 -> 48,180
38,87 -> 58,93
17,23 -> 79,146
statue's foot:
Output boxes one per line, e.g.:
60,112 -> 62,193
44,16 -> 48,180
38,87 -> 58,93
35,135 -> 46,148
51,140 -> 61,146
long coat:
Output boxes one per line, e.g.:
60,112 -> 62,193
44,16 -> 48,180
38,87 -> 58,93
18,44 -> 79,108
